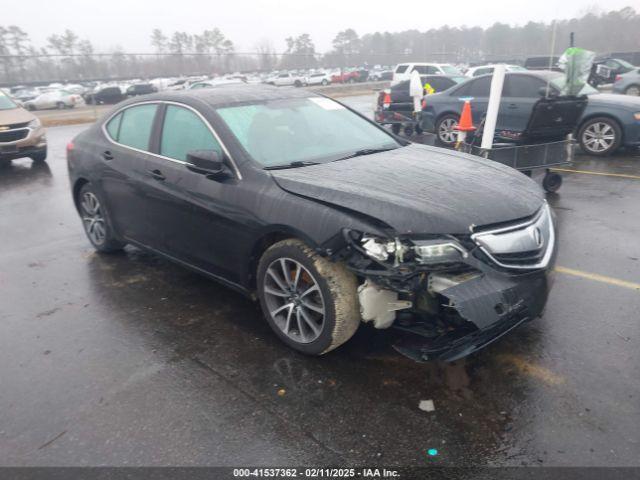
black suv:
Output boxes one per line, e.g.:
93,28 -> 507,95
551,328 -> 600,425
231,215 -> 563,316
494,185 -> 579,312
126,83 -> 158,97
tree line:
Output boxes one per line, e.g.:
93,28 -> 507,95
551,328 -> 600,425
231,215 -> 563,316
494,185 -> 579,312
1,6 -> 639,85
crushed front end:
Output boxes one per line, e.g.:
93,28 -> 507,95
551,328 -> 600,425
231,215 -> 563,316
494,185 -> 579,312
327,203 -> 557,362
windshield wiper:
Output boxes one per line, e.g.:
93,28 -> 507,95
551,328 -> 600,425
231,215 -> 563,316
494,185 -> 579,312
332,147 -> 398,162
264,160 -> 321,170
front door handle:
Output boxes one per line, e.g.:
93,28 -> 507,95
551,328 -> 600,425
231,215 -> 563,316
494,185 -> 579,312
507,103 -> 518,109
149,169 -> 166,181
102,150 -> 114,161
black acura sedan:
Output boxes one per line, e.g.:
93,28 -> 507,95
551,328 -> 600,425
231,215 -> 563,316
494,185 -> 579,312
67,85 -> 556,361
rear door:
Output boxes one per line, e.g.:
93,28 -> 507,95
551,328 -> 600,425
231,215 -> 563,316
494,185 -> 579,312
100,103 -> 160,245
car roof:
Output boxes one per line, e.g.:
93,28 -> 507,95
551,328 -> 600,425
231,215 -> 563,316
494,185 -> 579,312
115,84 -> 317,109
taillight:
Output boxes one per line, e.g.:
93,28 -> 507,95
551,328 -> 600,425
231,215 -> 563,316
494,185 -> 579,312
66,141 -> 75,153
421,98 -> 427,109
383,90 -> 391,109
614,75 -> 622,83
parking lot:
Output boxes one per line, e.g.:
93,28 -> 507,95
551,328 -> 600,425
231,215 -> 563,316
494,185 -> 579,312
1,95 -> 639,468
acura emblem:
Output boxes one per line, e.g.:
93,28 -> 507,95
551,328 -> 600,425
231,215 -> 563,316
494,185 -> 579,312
532,227 -> 544,248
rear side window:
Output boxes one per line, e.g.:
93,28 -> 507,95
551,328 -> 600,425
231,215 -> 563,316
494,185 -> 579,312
160,105 -> 222,161
474,67 -> 493,77
428,77 -> 455,92
116,104 -> 158,151
469,76 -> 492,97
413,65 -> 438,74
391,80 -> 409,92
505,75 -> 546,97
105,112 -> 122,140
395,65 -> 408,74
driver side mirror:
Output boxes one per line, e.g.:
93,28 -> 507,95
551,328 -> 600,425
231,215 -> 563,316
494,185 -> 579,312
186,150 -> 226,177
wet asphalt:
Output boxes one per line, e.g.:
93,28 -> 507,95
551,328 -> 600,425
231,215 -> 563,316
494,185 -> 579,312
1,96 -> 639,468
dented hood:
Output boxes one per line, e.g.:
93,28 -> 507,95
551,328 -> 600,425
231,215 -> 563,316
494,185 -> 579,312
270,144 -> 544,234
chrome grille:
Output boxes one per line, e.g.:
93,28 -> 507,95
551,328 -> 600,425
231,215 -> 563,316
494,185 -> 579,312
471,203 -> 554,270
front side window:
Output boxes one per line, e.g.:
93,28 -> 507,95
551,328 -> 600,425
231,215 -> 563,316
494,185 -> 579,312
116,104 -> 158,151
106,112 -> 123,140
160,105 -> 222,161
505,75 -> 546,97
217,96 -> 400,167
469,76 -> 492,97
395,65 -> 408,74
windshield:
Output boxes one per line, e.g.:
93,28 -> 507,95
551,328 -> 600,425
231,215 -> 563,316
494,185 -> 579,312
548,75 -> 599,95
616,59 -> 634,69
0,92 -> 17,110
217,97 -> 400,167
441,65 -> 462,75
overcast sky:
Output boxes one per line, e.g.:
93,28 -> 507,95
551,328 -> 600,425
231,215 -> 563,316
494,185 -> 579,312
4,0 -> 638,53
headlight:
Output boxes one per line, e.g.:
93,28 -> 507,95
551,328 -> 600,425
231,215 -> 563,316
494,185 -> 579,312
28,117 -> 41,129
634,112 -> 640,121
346,230 -> 467,266
413,240 -> 467,265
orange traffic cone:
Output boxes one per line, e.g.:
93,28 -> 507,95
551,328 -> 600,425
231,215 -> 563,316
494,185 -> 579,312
455,100 -> 476,132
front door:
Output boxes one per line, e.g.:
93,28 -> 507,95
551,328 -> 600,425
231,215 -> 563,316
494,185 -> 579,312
141,103 -> 240,279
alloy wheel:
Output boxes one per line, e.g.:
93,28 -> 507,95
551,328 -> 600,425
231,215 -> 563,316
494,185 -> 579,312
582,122 -> 616,154
439,118 -> 458,144
626,86 -> 640,96
263,257 -> 326,344
80,192 -> 106,245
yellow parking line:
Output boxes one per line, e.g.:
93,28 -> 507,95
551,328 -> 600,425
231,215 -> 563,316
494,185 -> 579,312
556,266 -> 640,291
551,168 -> 640,180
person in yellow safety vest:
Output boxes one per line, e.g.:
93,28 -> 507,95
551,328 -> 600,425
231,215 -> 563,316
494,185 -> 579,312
423,82 -> 435,95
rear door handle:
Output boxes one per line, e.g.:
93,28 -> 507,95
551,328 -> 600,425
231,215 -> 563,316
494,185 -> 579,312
102,150 -> 114,161
149,169 -> 166,181
507,103 -> 519,109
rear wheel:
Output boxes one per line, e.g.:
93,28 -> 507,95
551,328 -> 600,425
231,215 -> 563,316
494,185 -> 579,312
56,102 -> 66,110
321,79 -> 329,86
257,239 -> 360,356
77,183 -> 126,253
294,80 -> 302,88
578,117 -> 621,156
436,114 -> 459,146
391,124 -> 401,135
625,85 -> 640,96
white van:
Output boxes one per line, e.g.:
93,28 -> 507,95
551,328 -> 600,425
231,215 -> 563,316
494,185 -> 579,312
392,63 -> 462,84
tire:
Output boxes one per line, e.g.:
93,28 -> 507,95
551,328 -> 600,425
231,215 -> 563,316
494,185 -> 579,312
578,117 -> 622,156
391,124 -> 401,135
321,79 -> 328,86
77,183 -> 126,253
294,80 -> 302,88
403,125 -> 414,136
257,239 -> 360,356
30,147 -> 47,163
56,102 -> 66,110
26,104 -> 36,111
625,85 -> 640,96
415,125 -> 423,135
542,172 -> 562,193
436,114 -> 460,146
348,77 -> 356,84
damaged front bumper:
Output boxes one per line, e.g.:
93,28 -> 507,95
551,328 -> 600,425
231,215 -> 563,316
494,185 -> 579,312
327,204 -> 557,362
391,268 -> 553,362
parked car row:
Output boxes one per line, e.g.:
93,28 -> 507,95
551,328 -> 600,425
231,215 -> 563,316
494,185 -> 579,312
375,70 -> 640,156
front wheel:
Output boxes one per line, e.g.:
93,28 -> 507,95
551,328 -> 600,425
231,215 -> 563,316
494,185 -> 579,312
77,183 -> 126,253
30,147 -> 47,163
321,79 -> 329,86
542,172 -> 563,193
391,124 -> 401,135
436,114 -> 459,146
257,239 -> 360,356
56,102 -> 66,110
578,117 -> 621,156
